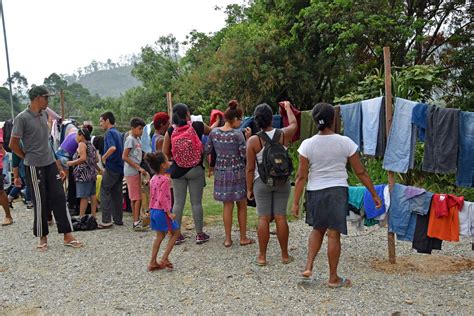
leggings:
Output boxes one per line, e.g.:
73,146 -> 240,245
171,166 -> 205,233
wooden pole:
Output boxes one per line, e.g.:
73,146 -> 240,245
166,92 -> 172,121
334,106 -> 341,134
60,89 -> 65,120
383,46 -> 396,264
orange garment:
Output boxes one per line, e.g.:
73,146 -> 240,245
427,202 -> 461,242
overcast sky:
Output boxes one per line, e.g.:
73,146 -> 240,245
0,0 -> 239,86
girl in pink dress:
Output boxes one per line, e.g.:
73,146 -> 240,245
145,152 -> 180,271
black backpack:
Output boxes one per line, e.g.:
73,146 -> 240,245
257,129 -> 292,187
2,119 -> 13,152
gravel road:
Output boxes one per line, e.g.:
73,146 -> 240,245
1,201 -> 473,315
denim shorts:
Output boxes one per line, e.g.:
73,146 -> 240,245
383,98 -> 417,173
76,181 -> 96,198
306,187 -> 348,235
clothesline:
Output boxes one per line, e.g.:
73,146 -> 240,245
348,183 -> 473,255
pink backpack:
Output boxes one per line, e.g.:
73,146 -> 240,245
171,122 -> 203,168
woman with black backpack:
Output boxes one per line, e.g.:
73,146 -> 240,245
246,101 -> 297,266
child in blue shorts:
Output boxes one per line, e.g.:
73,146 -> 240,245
144,152 -> 180,271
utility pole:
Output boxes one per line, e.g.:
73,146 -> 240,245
0,0 -> 15,120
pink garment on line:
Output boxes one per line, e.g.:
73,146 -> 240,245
149,174 -> 172,212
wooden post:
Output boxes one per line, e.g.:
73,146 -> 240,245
60,89 -> 65,120
384,46 -> 396,264
166,92 -> 172,121
334,106 -> 341,134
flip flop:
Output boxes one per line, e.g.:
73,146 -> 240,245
147,263 -> 165,272
36,243 -> 48,251
223,241 -> 233,248
159,260 -> 174,270
239,239 -> 255,246
64,240 -> 83,248
254,258 -> 267,266
328,276 -> 352,289
97,223 -> 113,229
281,255 -> 294,264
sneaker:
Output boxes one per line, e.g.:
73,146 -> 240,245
133,221 -> 147,231
26,201 -> 34,209
195,232 -> 210,245
175,234 -> 186,245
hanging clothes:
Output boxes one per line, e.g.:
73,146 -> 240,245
240,117 -> 259,136
388,184 -> 433,242
272,115 -> 283,129
348,186 -> 365,210
412,204 -> 443,254
279,104 -> 301,142
340,102 -> 362,148
411,103 -> 431,142
361,97 -> 383,156
431,194 -> 464,218
456,111 -> 474,188
374,99 -> 387,157
141,123 -> 153,153
363,184 -> 386,219
299,111 -> 317,141
383,98 -> 418,173
459,201 -> 474,237
427,194 -> 463,242
210,110 -> 225,127
423,106 -> 460,174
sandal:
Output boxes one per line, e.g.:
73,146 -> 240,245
36,243 -> 48,251
328,276 -> 352,289
160,259 -> 174,270
147,263 -> 165,272
254,258 -> 267,267
64,240 -> 83,248
97,223 -> 113,229
223,240 -> 233,248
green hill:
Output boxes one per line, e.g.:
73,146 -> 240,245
68,65 -> 141,98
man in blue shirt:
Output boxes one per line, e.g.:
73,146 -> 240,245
98,111 -> 124,228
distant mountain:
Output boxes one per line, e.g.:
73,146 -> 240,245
66,65 -> 141,98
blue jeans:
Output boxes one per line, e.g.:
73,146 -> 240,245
456,111 -> 474,187
340,102 -> 362,147
411,103 -> 431,142
361,97 -> 383,155
383,98 -> 417,173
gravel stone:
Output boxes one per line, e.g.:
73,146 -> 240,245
0,201 -> 473,314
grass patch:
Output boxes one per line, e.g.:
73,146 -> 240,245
182,175 -> 259,230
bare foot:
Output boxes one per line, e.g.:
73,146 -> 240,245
1,217 -> 13,226
239,238 -> 255,246
302,270 -> 312,278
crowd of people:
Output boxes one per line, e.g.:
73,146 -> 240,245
1,85 -> 382,288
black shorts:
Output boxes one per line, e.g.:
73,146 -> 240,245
305,186 -> 348,235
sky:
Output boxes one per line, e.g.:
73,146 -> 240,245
0,0 -> 239,86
